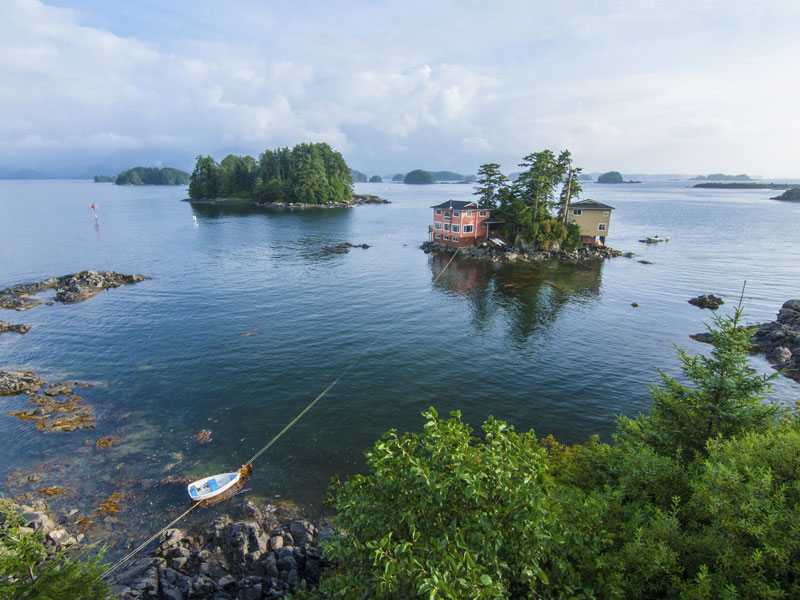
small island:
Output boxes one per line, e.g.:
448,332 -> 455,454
772,187 -> 800,202
404,169 -> 436,184
114,167 -> 189,186
187,143 -> 386,206
597,171 -> 640,184
691,173 -> 752,181
93,175 -> 114,182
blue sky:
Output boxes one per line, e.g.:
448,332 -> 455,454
2,0 -> 799,177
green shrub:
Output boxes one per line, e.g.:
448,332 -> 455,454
0,500 -> 107,600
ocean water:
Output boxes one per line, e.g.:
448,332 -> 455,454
1,179 -> 798,555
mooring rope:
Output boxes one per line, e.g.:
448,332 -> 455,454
101,244 -> 460,580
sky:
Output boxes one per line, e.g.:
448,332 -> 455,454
1,0 -> 799,178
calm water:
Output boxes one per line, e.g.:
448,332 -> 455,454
1,179 -> 799,555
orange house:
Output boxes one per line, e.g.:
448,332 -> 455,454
430,200 -> 493,247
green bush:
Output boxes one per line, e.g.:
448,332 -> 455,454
0,500 -> 107,600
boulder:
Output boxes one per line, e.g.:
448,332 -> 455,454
0,320 -> 31,334
689,294 -> 724,310
0,370 -> 46,395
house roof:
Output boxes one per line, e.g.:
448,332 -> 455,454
568,199 -> 615,210
431,200 -> 480,210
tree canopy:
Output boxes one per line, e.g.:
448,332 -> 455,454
472,149 -> 583,250
313,304 -> 799,599
597,171 -> 624,184
187,143 -> 353,204
369,175 -> 382,183
115,166 -> 189,185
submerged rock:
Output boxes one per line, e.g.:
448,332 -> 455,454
0,320 -> 32,334
0,270 -> 149,310
9,394 -> 96,432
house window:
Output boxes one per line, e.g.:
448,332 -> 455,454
466,211 -> 472,216
603,211 -> 609,216
434,222 -> 442,230
444,212 -> 451,220
463,224 -> 473,233
453,211 -> 460,217
435,209 -> 442,215
451,237 -> 459,242
444,223 -> 450,231
443,235 -> 450,240
479,210 -> 487,216
452,224 -> 460,233
572,209 -> 582,216
434,233 -> 442,239
598,223 -> 607,231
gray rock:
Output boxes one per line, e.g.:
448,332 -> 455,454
269,535 -> 283,551
289,519 -> 316,547
769,346 -> 793,363
160,580 -> 185,600
0,370 -> 46,395
264,555 -> 279,579
0,320 -> 32,335
688,294 -> 724,310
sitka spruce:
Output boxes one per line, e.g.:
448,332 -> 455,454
309,304 -> 799,599
188,142 -> 353,204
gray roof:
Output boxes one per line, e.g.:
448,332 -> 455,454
431,200 -> 480,210
568,199 -> 615,210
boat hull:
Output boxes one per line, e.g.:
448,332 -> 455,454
187,472 -> 240,501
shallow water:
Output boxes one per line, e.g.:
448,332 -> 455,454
1,179 -> 798,556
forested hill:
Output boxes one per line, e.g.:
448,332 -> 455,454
115,167 -> 189,185
188,143 -> 353,204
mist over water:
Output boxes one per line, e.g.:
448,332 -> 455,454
1,180 -> 798,556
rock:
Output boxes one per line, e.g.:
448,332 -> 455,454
638,260 -> 653,265
0,370 -> 46,395
622,252 -> 635,258
1,271 -> 148,309
0,320 -> 32,334
688,294 -> 724,310
769,346 -> 793,363
289,519 -> 316,548
269,535 -> 284,551
192,429 -> 212,444
631,303 -> 639,307
690,332 -> 714,344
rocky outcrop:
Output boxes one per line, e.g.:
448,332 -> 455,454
0,369 -> 46,395
0,320 -> 32,334
1,498 -> 84,550
691,300 -> 800,382
689,294 -> 724,310
421,241 -> 621,262
0,270 -> 149,310
110,502 -> 332,600
750,300 -> 800,381
322,242 -> 371,254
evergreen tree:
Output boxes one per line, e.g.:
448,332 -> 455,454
188,155 -> 218,199
473,163 -> 508,209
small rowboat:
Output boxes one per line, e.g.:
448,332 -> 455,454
187,472 -> 240,501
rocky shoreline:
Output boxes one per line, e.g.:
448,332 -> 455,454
0,270 -> 149,311
421,240 -> 622,262
692,299 -> 800,382
110,500 -> 332,600
185,193 -> 389,209
0,320 -> 31,334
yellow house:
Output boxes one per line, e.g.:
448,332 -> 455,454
568,200 -> 614,245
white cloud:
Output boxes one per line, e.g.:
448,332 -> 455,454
0,0 -> 799,176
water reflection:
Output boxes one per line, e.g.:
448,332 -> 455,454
431,255 -> 604,341
188,201 -> 351,220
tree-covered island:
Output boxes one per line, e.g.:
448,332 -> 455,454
472,150 -> 584,250
115,167 -> 189,185
188,143 -> 354,204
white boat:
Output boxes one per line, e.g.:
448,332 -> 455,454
187,472 -> 240,501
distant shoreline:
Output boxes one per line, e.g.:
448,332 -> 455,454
692,182 -> 797,190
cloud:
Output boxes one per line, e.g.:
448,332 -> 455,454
1,0 -> 799,176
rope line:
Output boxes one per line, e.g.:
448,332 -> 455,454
100,244 -> 460,581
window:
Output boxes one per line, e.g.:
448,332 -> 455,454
443,235 -> 450,240
434,222 -> 442,230
444,223 -> 450,231
453,211 -> 460,217
572,209 -> 582,216
444,212 -> 451,220
466,211 -> 472,216
463,224 -> 473,233
452,224 -> 460,233
479,210 -> 487,217
435,209 -> 442,215
451,237 -> 459,242
434,233 -> 442,239
603,211 -> 609,216
598,223 -> 607,231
